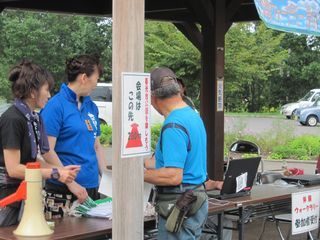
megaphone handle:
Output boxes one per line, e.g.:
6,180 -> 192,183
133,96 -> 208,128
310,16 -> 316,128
0,181 -> 27,208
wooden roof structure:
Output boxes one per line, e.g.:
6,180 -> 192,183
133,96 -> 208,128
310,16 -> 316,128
0,0 -> 259,22
0,0 -> 260,180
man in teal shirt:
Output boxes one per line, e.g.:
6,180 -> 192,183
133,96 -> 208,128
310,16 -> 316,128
144,67 -> 208,239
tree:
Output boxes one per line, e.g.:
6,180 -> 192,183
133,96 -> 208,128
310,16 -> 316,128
145,21 -> 201,107
0,10 -> 112,98
225,22 -> 288,112
271,34 -> 320,106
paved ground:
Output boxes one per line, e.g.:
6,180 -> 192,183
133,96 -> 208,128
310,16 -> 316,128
103,147 -> 317,174
103,147 -> 319,240
225,116 -> 320,136
1,103 -> 317,239
231,218 -> 319,240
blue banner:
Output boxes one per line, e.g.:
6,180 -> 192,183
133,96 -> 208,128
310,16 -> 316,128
254,0 -> 320,36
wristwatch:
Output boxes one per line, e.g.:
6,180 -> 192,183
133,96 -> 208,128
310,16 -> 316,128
51,168 -> 60,180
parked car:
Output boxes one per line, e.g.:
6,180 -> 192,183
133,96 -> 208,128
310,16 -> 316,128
90,82 -> 164,126
280,89 -> 320,119
0,102 -> 11,116
296,97 -> 320,127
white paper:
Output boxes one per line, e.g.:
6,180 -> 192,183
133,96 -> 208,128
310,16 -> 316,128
291,190 -> 320,235
87,202 -> 113,219
121,72 -> 151,158
236,172 -> 248,193
143,182 -> 153,210
98,170 -> 113,197
98,170 -> 153,210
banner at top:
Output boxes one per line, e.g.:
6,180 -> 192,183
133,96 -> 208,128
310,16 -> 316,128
254,0 -> 320,36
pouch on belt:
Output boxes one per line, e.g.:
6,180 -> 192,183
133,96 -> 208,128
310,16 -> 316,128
165,189 -> 207,233
155,192 -> 180,219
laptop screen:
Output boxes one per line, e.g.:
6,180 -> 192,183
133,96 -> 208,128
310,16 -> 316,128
221,157 -> 261,195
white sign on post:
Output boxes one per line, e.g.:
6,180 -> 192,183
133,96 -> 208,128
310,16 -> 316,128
291,190 -> 320,235
216,79 -> 224,112
121,72 -> 151,158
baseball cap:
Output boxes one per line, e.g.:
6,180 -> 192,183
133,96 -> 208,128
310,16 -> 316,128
150,67 -> 177,91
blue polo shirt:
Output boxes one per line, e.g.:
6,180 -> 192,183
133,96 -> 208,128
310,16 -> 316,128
41,84 -> 100,188
155,106 -> 207,185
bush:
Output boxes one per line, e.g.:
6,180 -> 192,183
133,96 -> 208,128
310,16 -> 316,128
267,135 -> 320,160
100,119 -> 320,161
99,123 -> 163,150
151,124 -> 162,151
288,135 -> 320,156
267,153 -> 283,160
270,145 -> 309,160
225,118 -> 320,160
100,124 -> 112,146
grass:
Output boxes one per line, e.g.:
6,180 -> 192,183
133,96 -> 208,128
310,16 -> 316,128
225,112 -> 282,118
100,112 -> 319,161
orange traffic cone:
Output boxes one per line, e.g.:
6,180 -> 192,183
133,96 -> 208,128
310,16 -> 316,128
126,123 -> 143,148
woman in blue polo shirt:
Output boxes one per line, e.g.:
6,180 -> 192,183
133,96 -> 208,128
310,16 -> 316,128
0,60 -> 79,226
41,55 -> 106,219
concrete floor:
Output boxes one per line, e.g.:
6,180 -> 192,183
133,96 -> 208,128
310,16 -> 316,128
102,147 -> 320,239
232,218 -> 319,240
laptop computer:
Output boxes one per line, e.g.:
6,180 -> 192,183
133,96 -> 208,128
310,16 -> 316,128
281,174 -> 320,186
207,157 -> 261,199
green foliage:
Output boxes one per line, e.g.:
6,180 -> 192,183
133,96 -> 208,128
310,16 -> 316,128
100,124 -> 112,146
1,11 -> 320,113
225,120 -> 319,160
269,135 -> 320,160
0,10 -> 112,99
225,22 -> 288,112
289,135 -> 320,156
271,145 -> 309,160
272,34 -> 320,105
145,21 -> 201,108
242,153 -> 259,158
99,123 -> 163,150
268,153 -> 283,160
151,124 -> 162,151
100,119 -> 318,161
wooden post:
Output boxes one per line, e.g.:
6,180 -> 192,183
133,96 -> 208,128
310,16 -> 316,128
112,0 -> 145,239
200,0 -> 225,180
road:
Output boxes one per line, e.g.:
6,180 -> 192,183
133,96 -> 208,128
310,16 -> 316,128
225,116 -> 320,136
1,102 -> 318,136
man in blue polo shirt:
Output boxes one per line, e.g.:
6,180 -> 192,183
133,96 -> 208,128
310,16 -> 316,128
144,67 -> 208,239
41,55 -> 106,219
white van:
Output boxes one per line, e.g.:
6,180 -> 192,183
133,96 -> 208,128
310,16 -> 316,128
90,82 -> 164,125
280,89 -> 320,119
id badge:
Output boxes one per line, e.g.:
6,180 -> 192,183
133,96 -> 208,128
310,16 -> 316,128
85,119 -> 93,131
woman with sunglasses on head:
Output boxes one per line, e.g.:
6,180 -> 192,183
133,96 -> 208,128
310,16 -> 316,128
41,54 -> 106,219
0,60 -> 79,227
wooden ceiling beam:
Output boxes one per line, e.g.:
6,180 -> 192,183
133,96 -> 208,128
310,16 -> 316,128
232,3 -> 259,22
174,22 -> 203,51
145,0 -> 186,12
0,0 -> 111,16
145,10 -> 195,23
0,0 -> 259,23
227,0 -> 243,22
186,0 -> 214,26
225,0 -> 243,32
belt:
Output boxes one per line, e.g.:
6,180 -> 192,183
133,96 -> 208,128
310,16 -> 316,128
155,183 -> 205,194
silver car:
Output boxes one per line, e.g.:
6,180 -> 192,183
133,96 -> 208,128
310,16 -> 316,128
296,97 -> 320,127
280,89 -> 320,119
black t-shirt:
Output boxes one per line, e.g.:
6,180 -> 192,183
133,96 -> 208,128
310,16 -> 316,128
0,105 -> 33,167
